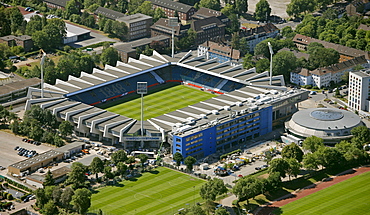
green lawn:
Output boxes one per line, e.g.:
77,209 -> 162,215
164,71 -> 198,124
105,85 -> 217,120
274,171 -> 370,215
90,167 -> 205,215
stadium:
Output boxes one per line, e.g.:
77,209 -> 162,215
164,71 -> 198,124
26,51 -> 308,159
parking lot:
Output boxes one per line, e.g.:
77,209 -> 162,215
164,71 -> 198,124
0,131 -> 53,169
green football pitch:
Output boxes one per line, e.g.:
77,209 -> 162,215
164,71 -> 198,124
105,85 -> 217,120
274,171 -> 370,215
89,167 -> 205,215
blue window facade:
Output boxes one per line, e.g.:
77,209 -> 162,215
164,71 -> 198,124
172,106 -> 273,159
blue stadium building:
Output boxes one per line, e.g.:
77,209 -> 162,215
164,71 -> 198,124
26,50 -> 308,160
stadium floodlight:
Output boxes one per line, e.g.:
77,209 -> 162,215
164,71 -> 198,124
268,42 -> 273,85
137,82 -> 147,148
168,17 -> 178,58
40,49 -> 46,98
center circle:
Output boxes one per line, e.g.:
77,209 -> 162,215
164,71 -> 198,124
310,109 -> 344,121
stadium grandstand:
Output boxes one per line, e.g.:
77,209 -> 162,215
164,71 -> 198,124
25,51 -> 309,159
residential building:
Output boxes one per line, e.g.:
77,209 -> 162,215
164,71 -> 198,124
43,0 -> 81,10
290,55 -> 368,88
348,69 -> 370,113
94,6 -> 125,20
0,35 -> 34,52
151,17 -> 225,45
346,0 -> 368,16
358,23 -> 370,31
149,0 -> 196,24
151,18 -> 190,39
293,34 -> 370,62
191,7 -> 229,26
114,35 -> 170,62
116,13 -> 153,41
239,23 -> 279,53
191,16 -> 225,45
198,41 -> 241,63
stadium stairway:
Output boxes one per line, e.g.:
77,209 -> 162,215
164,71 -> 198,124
214,79 -> 228,92
150,71 -> 165,84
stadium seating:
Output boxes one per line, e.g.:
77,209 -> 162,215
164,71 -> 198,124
67,66 -> 245,105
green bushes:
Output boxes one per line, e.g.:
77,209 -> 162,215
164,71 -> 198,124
3,177 -> 32,193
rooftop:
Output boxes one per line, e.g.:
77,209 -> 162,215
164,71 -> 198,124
149,0 -> 193,13
116,13 -> 152,24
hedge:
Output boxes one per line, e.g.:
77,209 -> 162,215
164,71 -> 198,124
3,178 -> 32,193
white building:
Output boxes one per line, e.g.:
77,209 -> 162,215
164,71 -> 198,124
240,23 -> 279,53
348,70 -> 370,113
291,56 -> 368,88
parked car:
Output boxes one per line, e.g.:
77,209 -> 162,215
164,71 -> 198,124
14,146 -> 19,150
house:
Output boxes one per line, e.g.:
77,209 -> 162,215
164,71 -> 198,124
151,18 -> 190,39
0,35 -> 34,52
94,6 -> 126,20
358,23 -> 370,31
239,23 -> 279,53
149,0 -> 196,24
191,7 -> 229,26
290,55 -> 368,88
43,0 -> 81,10
293,34 -> 370,61
191,16 -> 225,45
346,0 -> 368,16
25,166 -> 71,188
114,35 -> 170,63
116,13 -> 152,41
198,41 -> 241,63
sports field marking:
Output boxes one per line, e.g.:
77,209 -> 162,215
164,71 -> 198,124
105,85 -> 217,120
90,167 -> 205,215
273,169 -> 370,215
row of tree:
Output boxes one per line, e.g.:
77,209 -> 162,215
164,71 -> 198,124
286,0 -> 336,18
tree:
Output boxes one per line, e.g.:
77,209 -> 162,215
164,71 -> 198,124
308,47 -> 339,69
342,71 -> 349,83
101,47 -> 119,66
66,162 -> 87,189
281,26 -> 296,39
221,4 -> 235,17
90,157 -> 104,179
138,153 -> 149,167
199,0 -> 221,11
281,143 -> 304,162
187,205 -> 206,215
173,152 -> 184,167
228,14 -> 240,33
351,126 -> 370,147
59,121 -> 74,138
235,0 -> 248,14
272,51 -> 298,81
71,188 -> 92,214
5,7 -> 24,34
302,136 -> 324,153
42,200 -> 58,215
268,158 -> 289,178
200,178 -> 227,201
254,0 -> 271,21
135,1 -> 154,16
256,58 -> 270,73
315,146 -> 343,169
34,188 -> 47,208
65,0 -> 80,19
103,166 -> 114,179
231,32 -> 240,50
286,158 -> 301,180
112,21 -> 128,41
44,170 -> 55,187
286,0 -> 315,17
184,156 -> 196,171
52,186 -> 62,203
302,153 -> 319,170
153,8 -> 167,22
215,207 -> 230,215
242,54 -> 254,69
263,172 -> 281,193
116,162 -> 128,176
29,126 -> 44,142
111,150 -> 128,164
233,177 -> 263,204
60,187 -> 74,210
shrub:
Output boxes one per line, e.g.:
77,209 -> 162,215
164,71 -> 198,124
7,193 -> 13,200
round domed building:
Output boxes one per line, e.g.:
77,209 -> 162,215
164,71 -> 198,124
285,108 -> 364,143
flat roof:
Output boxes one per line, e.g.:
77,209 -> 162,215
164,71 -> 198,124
9,150 -> 63,170
0,78 -> 40,96
116,13 -> 152,24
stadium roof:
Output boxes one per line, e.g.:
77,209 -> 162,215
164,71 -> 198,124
26,51 -> 309,139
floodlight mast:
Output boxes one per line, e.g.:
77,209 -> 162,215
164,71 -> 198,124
40,49 -> 46,98
268,42 -> 274,85
168,17 -> 178,58
137,82 -> 147,148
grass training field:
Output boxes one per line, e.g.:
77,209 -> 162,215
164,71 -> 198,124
274,171 -> 370,215
105,85 -> 217,120
90,167 -> 205,215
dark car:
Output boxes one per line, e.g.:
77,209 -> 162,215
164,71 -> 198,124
14,146 -> 19,150
328,89 -> 333,93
